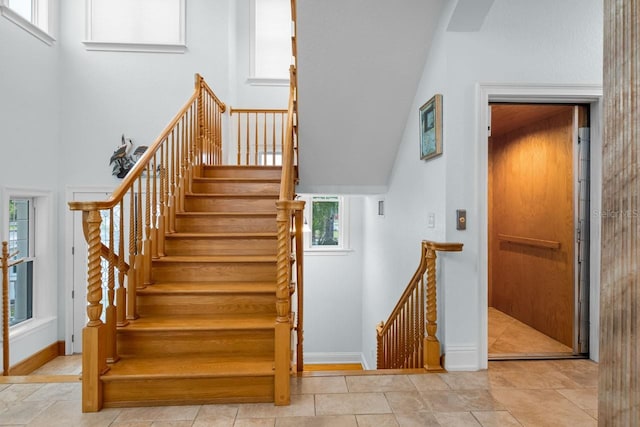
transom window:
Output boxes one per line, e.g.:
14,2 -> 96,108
1,0 -> 54,44
251,0 -> 292,81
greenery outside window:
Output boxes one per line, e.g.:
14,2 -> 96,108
8,198 -> 35,327
301,195 -> 349,252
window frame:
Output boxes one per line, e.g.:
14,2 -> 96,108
82,0 -> 187,53
0,0 -> 56,45
248,0 -> 291,86
300,195 -> 351,254
7,197 -> 35,327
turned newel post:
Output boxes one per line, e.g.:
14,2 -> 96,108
423,241 -> 463,372
274,200 -> 293,405
82,209 -> 108,412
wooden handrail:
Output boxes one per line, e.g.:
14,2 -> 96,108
377,240 -> 462,371
497,234 -> 561,249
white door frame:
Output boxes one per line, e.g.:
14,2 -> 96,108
476,83 -> 603,369
64,186 -> 114,354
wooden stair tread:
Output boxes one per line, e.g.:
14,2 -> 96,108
176,212 -> 276,217
138,282 -> 276,294
121,314 -> 276,331
185,193 -> 278,198
166,232 -> 277,239
103,356 -> 274,380
154,255 -> 277,263
193,177 -> 280,183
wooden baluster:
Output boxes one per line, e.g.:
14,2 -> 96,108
135,178 -> 144,297
291,201 -> 304,372
116,200 -> 128,327
244,113 -> 249,166
82,209 -> 108,412
127,188 -> 138,320
158,144 -> 167,257
169,130 -> 177,233
2,242 -> 9,376
151,154 -> 159,259
196,77 -> 204,175
143,167 -> 152,286
106,209 -> 119,363
236,111 -> 241,165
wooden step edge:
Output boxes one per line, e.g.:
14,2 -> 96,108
201,165 -> 282,170
102,359 -> 275,381
118,318 -> 277,332
185,193 -> 279,199
176,211 -> 276,218
153,255 -> 277,263
137,282 -> 277,295
165,232 -> 277,239
192,177 -> 281,183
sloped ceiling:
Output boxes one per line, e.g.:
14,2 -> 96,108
296,0 -> 445,193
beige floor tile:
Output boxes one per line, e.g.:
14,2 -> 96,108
236,394 -> 314,418
470,411 -> 522,427
394,412 -> 440,427
315,392 -> 391,415
30,355 -> 83,375
233,418 -> 275,427
23,382 -> 81,401
25,400 -> 121,427
433,411 -> 481,426
491,389 -> 597,427
0,400 -> 52,425
110,422 -> 152,427
290,376 -> 348,394
113,405 -> 200,423
0,383 -> 44,401
408,374 -> 451,391
275,415 -> 357,427
356,413 -> 400,427
192,404 -> 238,427
384,391 -> 430,413
556,388 -> 598,410
489,369 -> 580,390
455,390 -> 504,411
419,390 -> 468,412
150,422 -> 194,427
584,408 -> 598,419
438,372 -> 490,390
346,375 -> 415,392
0,385 -> 8,392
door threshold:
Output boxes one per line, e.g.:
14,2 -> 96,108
489,352 -> 589,361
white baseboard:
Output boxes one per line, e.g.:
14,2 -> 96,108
304,352 -> 365,366
444,345 -> 480,371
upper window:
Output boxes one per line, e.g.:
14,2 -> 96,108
83,0 -> 186,53
8,198 -> 35,327
250,0 -> 291,82
0,0 -> 54,45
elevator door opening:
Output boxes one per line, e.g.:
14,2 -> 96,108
488,103 -> 590,359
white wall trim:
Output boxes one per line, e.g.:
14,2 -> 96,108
444,345 -> 478,371
0,4 -> 55,45
303,352 -> 365,366
476,83 -> 603,369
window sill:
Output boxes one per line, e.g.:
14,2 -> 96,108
304,248 -> 355,256
82,41 -> 187,54
0,6 -> 55,46
8,316 -> 56,340
247,77 -> 290,87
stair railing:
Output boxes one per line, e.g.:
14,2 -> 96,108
274,0 -> 302,405
68,74 -> 225,412
377,240 -> 463,372
229,108 -> 288,166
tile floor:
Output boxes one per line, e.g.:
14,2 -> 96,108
0,356 -> 598,426
488,308 -> 573,357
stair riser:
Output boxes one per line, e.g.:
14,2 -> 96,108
137,294 -> 277,316
201,167 -> 281,180
184,197 -> 277,212
164,238 -> 277,256
151,262 -> 277,282
175,216 -> 277,233
103,376 -> 274,407
191,181 -> 280,194
117,330 -> 274,357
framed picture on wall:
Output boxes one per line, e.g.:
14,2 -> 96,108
419,94 -> 443,160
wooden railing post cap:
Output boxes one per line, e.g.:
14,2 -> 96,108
422,240 -> 464,252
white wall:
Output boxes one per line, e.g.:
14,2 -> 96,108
361,0 -> 603,371
0,4 -> 60,366
303,196 -> 365,365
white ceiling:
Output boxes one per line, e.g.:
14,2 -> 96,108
295,0 -> 494,194
296,0 -> 445,193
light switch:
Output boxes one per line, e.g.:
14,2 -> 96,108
456,209 -> 466,230
427,212 -> 435,228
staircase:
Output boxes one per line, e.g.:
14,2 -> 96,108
101,166 -> 282,407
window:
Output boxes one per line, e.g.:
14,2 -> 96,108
302,195 -> 350,251
83,0 -> 186,53
8,198 -> 35,327
250,0 -> 292,83
0,0 -> 54,45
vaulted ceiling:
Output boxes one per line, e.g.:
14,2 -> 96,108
296,0 -> 494,193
